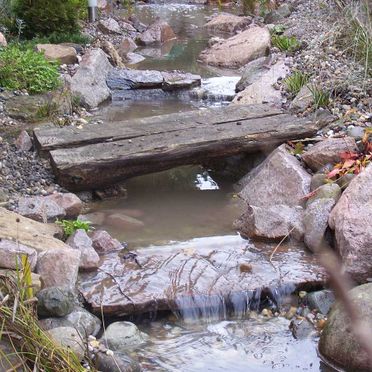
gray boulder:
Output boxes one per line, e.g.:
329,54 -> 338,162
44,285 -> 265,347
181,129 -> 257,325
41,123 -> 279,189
238,144 -> 311,207
98,18 -> 122,35
101,321 -> 147,351
290,85 -> 313,112
319,283 -> 372,371
235,56 -> 269,93
45,192 -> 83,218
95,351 -> 141,372
137,20 -> 176,45
36,248 -> 81,288
66,230 -> 100,271
37,287 -> 76,317
17,196 -> 66,222
71,49 -> 112,109
302,137 -> 358,171
91,230 -> 122,254
328,165 -> 372,283
48,327 -> 85,359
0,239 -> 37,271
107,68 -> 163,89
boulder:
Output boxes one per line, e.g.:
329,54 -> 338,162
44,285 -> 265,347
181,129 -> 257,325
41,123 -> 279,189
121,21 -> 137,34
101,321 -> 147,351
37,286 -> 76,317
137,20 -> 176,45
0,239 -> 37,271
45,192 -> 83,218
306,289 -> 335,315
328,165 -> 372,282
39,307 -> 101,337
0,32 -> 7,47
70,48 -> 112,109
36,248 -> 81,288
0,207 -> 66,252
15,130 -> 33,151
66,230 -> 100,271
48,327 -> 85,359
117,37 -> 138,59
204,13 -> 251,35
125,52 -> 145,65
95,352 -> 141,372
264,3 -> 292,23
233,58 -> 289,105
198,26 -> 270,68
36,44 -> 78,65
290,85 -> 313,112
238,144 -> 311,207
129,15 -> 147,33
91,230 -> 122,254
99,40 -> 125,68
17,196 -> 66,223
235,56 -> 269,92
319,283 -> 372,371
234,204 -> 304,241
302,137 -> 358,171
98,18 -> 122,34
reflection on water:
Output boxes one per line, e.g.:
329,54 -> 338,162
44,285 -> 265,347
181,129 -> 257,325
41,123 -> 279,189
130,316 -> 331,371
88,166 -> 241,247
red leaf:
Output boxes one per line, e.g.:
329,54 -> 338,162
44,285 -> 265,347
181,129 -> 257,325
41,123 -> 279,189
340,151 -> 359,160
327,168 -> 341,178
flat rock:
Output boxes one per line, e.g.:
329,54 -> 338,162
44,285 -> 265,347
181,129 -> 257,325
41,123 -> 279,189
66,230 -> 100,271
71,48 -> 112,109
0,207 -> 65,252
319,283 -> 372,371
46,192 -> 83,218
98,18 -> 122,34
36,44 -> 78,65
17,196 -> 66,222
233,58 -> 289,105
107,68 -> 163,90
36,248 -> 81,288
204,13 -> 251,35
125,52 -> 145,65
161,71 -> 201,90
137,20 -> 176,45
302,137 -> 358,171
328,165 -> 372,283
79,235 -> 326,316
91,230 -> 122,254
238,144 -> 311,207
198,26 -> 270,68
235,56 -> 269,93
0,239 -> 37,271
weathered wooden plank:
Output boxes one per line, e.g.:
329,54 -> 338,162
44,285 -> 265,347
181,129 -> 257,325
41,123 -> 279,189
49,110 -> 327,191
34,104 -> 282,151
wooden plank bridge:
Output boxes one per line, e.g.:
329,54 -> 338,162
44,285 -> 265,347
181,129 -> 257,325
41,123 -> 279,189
34,104 -> 330,191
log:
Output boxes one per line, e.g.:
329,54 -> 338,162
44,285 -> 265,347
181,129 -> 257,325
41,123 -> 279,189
33,105 -> 331,191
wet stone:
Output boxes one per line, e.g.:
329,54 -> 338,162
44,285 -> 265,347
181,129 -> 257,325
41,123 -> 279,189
95,351 -> 141,372
306,290 -> 335,315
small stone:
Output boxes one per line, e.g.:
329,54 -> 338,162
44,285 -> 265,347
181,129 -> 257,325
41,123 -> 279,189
91,230 -> 122,255
306,290 -> 335,315
46,192 -> 83,218
15,130 -> 33,151
37,287 -> 76,317
239,262 -> 253,273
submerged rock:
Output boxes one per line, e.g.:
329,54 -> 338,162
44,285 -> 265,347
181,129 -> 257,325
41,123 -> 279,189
328,165 -> 372,283
101,321 -> 147,350
319,283 -> 372,371
95,351 -> 141,372
306,289 -> 335,315
198,26 -> 270,68
79,236 -> 326,317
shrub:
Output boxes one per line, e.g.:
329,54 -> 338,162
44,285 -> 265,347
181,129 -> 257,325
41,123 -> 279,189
12,0 -> 83,38
283,71 -> 310,96
271,34 -> 301,53
0,45 -> 60,93
56,218 -> 93,237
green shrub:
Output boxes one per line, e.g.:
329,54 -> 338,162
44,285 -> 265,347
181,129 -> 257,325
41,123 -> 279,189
12,0 -> 84,38
283,71 -> 310,96
309,85 -> 330,109
56,218 -> 93,237
271,34 -> 301,53
0,45 -> 60,93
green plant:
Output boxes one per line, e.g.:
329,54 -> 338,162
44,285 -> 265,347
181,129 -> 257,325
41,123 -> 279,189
271,34 -> 301,53
309,85 -> 330,108
271,24 -> 286,35
36,101 -> 58,119
0,260 -> 90,371
0,45 -> 60,94
283,71 -> 310,96
56,219 -> 94,237
12,0 -> 82,38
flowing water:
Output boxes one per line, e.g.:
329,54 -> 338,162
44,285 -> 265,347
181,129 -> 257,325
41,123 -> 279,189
86,3 -> 336,371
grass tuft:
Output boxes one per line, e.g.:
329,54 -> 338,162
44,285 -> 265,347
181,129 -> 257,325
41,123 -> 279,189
309,84 -> 330,109
271,34 -> 301,53
283,71 -> 310,96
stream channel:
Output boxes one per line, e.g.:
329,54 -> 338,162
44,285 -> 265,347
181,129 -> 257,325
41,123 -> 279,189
82,2 -> 335,371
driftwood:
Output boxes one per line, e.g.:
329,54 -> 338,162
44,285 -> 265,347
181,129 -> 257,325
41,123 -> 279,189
33,104 -> 330,190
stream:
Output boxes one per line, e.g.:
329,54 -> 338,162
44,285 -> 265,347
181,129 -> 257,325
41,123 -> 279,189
84,2 -> 335,371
